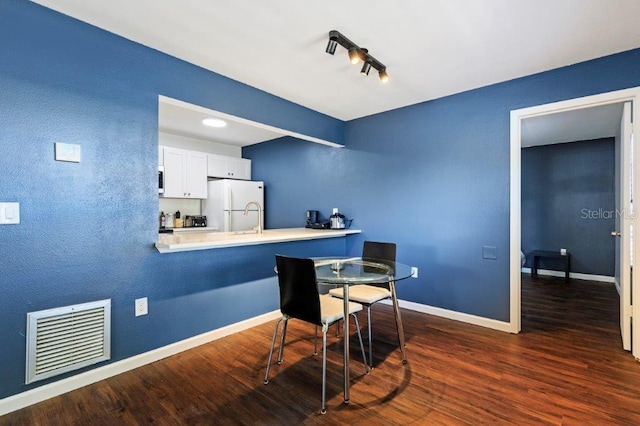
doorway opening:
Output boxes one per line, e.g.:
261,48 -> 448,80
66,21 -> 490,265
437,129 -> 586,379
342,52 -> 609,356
509,87 -> 640,358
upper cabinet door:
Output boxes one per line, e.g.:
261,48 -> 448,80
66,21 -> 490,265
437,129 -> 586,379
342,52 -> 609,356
207,154 -> 228,179
207,154 -> 251,180
185,150 -> 208,198
227,158 -> 251,181
161,146 -> 208,199
162,147 -> 186,198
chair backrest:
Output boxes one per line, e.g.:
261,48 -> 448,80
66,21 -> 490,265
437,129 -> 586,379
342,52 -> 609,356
362,241 -> 396,283
275,255 -> 322,326
363,241 -> 396,264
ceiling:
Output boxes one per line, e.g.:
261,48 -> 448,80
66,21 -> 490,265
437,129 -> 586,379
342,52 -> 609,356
31,0 -> 640,122
159,98 -> 284,147
521,103 -> 624,148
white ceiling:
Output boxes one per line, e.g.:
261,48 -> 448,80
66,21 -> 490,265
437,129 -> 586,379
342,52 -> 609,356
158,96 -> 344,147
31,0 -> 640,122
159,98 -> 284,146
521,103 -> 624,148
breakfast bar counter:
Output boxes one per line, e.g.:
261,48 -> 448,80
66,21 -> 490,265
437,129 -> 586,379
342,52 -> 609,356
155,227 -> 361,253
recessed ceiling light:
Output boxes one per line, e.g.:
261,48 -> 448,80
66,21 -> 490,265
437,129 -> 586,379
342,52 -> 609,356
202,117 -> 227,128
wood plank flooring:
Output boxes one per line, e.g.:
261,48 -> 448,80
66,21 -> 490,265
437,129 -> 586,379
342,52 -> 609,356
4,274 -> 640,425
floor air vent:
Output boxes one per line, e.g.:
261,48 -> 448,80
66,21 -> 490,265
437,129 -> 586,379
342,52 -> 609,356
26,299 -> 111,384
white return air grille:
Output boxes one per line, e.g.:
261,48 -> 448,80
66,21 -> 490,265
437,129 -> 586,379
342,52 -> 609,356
26,299 -> 111,384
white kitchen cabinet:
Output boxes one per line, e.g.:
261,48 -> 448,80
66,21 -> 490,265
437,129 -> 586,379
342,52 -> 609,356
227,157 -> 251,180
161,146 -> 208,199
207,154 -> 251,180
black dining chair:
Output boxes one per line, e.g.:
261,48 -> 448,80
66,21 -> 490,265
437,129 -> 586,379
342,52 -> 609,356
264,255 -> 369,414
328,241 -> 401,367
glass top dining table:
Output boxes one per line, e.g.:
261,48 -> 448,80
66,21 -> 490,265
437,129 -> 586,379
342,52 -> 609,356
312,257 -> 412,405
313,257 -> 413,284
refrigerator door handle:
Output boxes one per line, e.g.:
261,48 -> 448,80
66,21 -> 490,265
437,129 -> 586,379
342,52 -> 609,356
225,183 -> 232,232
224,183 -> 232,212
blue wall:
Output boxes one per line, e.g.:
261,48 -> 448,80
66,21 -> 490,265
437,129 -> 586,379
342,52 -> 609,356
245,49 -> 640,322
0,0 -> 346,399
522,139 -> 615,276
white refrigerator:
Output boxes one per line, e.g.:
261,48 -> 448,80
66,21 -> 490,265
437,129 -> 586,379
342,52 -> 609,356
202,180 -> 264,232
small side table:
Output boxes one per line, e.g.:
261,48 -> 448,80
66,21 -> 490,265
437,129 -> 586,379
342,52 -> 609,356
530,250 -> 570,283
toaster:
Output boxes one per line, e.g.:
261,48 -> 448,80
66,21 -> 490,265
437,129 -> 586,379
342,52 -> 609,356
189,215 -> 207,227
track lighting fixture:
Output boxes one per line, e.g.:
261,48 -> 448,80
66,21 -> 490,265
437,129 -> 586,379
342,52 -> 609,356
325,30 -> 389,83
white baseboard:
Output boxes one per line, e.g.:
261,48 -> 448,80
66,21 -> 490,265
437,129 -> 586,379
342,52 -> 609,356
0,310 -> 281,417
378,299 -> 514,333
521,267 -> 615,283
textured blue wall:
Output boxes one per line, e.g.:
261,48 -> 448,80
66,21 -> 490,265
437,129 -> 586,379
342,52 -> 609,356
522,139 -> 615,276
246,49 -> 640,323
0,1 -> 346,399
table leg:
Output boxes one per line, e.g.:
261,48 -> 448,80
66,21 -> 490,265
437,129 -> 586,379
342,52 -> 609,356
343,283 -> 350,404
389,280 -> 407,364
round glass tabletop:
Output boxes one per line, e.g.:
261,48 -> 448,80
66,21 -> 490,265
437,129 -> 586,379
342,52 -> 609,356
313,257 -> 413,285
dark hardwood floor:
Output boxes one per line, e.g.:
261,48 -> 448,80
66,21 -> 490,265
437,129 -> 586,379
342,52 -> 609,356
4,274 -> 640,425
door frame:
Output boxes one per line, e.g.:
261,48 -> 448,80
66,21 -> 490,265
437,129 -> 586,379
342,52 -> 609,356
509,87 -> 640,357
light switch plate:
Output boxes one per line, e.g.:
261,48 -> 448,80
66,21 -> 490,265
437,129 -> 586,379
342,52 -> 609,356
55,142 -> 81,163
0,202 -> 20,224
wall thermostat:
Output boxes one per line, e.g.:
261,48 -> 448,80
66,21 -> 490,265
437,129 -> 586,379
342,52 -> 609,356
55,142 -> 81,163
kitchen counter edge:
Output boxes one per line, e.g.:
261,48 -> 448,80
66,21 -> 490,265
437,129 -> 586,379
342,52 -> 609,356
155,228 -> 361,253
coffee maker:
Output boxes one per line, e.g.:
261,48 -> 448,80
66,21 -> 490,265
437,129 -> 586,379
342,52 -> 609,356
305,210 -> 325,229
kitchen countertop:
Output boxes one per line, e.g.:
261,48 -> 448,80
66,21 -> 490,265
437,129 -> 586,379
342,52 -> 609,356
155,227 -> 361,253
161,226 -> 220,233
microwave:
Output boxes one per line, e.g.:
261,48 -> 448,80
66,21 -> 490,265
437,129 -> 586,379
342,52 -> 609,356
158,165 -> 164,194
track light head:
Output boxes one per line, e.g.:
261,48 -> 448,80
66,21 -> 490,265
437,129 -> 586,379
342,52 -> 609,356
325,37 -> 338,55
326,30 -> 389,83
379,68 -> 389,83
360,61 -> 372,76
348,47 -> 360,64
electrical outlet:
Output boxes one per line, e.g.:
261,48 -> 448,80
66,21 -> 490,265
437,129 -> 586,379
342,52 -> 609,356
411,267 -> 418,278
135,297 -> 148,317
0,202 -> 20,225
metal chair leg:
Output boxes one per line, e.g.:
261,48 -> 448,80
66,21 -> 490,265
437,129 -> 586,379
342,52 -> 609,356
366,306 -> 373,368
321,326 -> 327,415
351,313 -> 370,375
314,325 -> 318,355
277,318 -> 288,364
264,317 -> 283,384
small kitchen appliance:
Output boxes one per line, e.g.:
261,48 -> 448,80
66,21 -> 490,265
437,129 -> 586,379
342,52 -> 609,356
329,208 -> 345,229
158,165 -> 164,194
305,210 -> 327,229
188,215 -> 207,227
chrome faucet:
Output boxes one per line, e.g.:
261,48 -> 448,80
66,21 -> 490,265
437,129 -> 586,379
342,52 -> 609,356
243,201 -> 263,234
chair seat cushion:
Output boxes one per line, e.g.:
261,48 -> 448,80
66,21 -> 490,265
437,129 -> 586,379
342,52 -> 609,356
328,285 -> 391,304
319,295 -> 362,324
